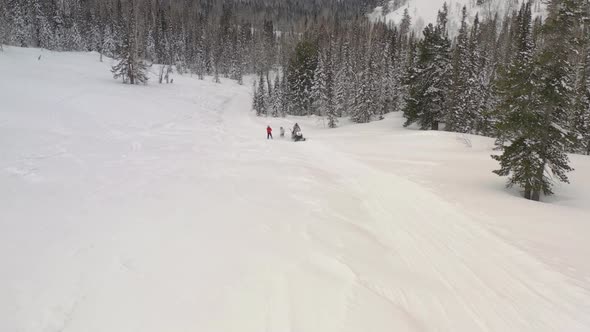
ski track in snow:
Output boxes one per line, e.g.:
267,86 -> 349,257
1,47 -> 590,332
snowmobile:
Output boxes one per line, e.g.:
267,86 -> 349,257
291,129 -> 306,142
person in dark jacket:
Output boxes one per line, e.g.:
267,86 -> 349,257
266,125 -> 273,139
292,123 -> 304,141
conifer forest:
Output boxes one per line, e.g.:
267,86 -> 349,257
1,0 -> 589,200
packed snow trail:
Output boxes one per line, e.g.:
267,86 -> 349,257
1,47 -> 590,332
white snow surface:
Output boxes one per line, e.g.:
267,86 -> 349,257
370,0 -> 546,37
1,46 -> 590,332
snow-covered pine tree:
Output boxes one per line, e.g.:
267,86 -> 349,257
402,5 -> 452,130
571,28 -> 590,154
32,0 -> 54,49
311,46 -> 335,122
111,1 -> 148,85
324,42 -> 337,128
350,59 -> 375,123
254,73 -> 267,116
333,39 -> 354,118
213,64 -> 221,83
195,49 -> 205,80
287,39 -> 318,115
525,0 -> 581,200
493,0 -> 578,201
333,66 -> 348,118
102,24 -> 117,59
447,7 -> 472,132
492,1 -> 539,200
252,80 -> 259,113
64,0 -> 85,51
69,22 -> 84,51
10,1 -> 29,47
447,9 -> 485,134
280,73 -> 290,117
472,13 -> 497,136
233,31 -> 245,85
572,60 -> 590,154
321,42 -> 336,127
399,8 -> 412,41
270,74 -> 282,117
0,1 -> 7,50
379,35 -> 399,116
310,50 -> 325,116
398,32 -> 418,114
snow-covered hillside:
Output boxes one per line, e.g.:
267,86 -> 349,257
370,0 -> 546,36
1,47 -> 590,332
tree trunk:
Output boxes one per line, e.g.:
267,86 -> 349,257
524,184 -> 532,200
531,163 -> 545,201
266,70 -> 272,97
587,139 -> 590,155
431,120 -> 439,130
532,189 -> 541,201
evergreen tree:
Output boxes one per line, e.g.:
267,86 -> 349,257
572,30 -> 590,154
379,37 -> 400,116
493,0 -> 578,201
448,9 -> 485,133
0,0 -> 7,50
351,59 -> 376,123
399,8 -> 412,40
333,66 -> 348,118
287,39 -> 318,115
255,73 -> 267,116
111,1 -> 148,85
32,0 -> 54,49
270,74 -> 283,117
310,51 -> 325,116
311,47 -> 335,120
333,39 -> 354,117
10,1 -> 29,47
213,64 -> 221,83
492,2 -> 539,200
403,6 -> 452,130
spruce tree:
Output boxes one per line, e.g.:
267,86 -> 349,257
111,1 -> 148,85
0,1 -> 6,50
311,47 -> 335,123
10,1 -> 29,47
255,73 -> 267,116
448,10 -> 486,134
351,59 -> 376,123
287,39 -> 318,115
493,0 -> 578,201
402,6 -> 452,130
493,2 -> 539,200
270,75 -> 283,117
572,32 -> 590,154
447,7 -> 473,132
333,40 -> 354,117
310,51 -> 325,116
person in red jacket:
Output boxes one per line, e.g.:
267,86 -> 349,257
266,125 -> 273,139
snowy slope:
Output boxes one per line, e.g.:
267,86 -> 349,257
370,0 -> 546,36
1,46 -> 590,332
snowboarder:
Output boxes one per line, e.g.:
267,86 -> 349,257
267,125 -> 273,139
280,127 -> 285,138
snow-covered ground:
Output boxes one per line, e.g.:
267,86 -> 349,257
1,46 -> 590,332
370,0 -> 546,37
